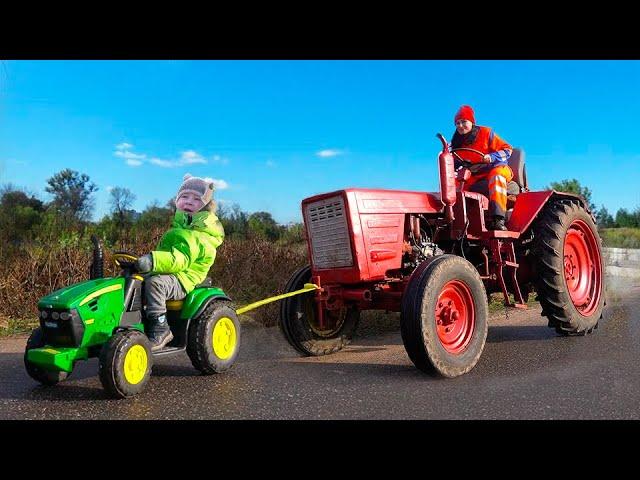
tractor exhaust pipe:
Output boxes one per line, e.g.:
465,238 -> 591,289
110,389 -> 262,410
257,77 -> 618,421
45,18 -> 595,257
90,235 -> 104,279
436,133 -> 456,223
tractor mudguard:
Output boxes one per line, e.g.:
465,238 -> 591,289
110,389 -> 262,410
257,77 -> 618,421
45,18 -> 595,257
508,190 -> 588,234
180,287 -> 230,320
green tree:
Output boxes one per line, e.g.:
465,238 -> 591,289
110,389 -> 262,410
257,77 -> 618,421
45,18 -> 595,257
45,169 -> 98,223
135,200 -> 173,232
0,184 -> 45,244
248,211 -> 280,240
279,222 -> 305,244
615,208 -> 639,228
217,203 -> 249,239
595,205 -> 615,228
548,178 -> 596,211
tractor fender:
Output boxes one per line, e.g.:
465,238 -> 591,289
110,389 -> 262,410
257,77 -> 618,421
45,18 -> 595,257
187,293 -> 232,320
508,190 -> 589,234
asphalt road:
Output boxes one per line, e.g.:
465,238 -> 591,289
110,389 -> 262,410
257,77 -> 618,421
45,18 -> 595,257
1,275 -> 639,420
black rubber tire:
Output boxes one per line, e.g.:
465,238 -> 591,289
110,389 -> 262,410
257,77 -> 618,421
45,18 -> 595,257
400,255 -> 488,377
24,327 -> 70,386
531,199 -> 605,335
187,300 -> 241,374
279,265 -> 359,356
99,329 -> 153,399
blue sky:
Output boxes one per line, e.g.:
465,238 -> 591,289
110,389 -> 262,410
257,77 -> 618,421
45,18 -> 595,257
0,60 -> 638,223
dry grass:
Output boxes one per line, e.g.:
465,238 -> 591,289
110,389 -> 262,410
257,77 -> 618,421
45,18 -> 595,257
0,232 -> 308,334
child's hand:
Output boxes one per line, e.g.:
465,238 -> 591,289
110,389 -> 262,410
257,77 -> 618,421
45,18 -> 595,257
134,254 -> 153,273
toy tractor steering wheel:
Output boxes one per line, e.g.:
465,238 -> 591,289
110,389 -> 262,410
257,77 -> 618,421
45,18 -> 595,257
450,147 -> 488,168
112,252 -> 138,270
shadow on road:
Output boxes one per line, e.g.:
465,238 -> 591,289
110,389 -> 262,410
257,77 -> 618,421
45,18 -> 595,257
20,384 -> 108,401
278,357 -> 437,381
487,325 -> 558,343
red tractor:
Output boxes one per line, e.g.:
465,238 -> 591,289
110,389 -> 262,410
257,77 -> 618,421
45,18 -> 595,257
279,134 -> 605,377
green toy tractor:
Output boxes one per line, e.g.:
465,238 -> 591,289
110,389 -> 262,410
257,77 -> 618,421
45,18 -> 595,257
24,236 -> 241,399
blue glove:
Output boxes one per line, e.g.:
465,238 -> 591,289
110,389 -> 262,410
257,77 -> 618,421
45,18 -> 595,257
134,254 -> 153,273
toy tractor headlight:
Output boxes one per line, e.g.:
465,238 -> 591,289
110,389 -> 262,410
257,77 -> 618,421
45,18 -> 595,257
59,312 -> 72,320
40,310 -> 48,319
51,311 -> 60,320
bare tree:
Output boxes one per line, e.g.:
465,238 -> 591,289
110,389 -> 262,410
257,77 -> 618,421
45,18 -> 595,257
109,187 -> 137,228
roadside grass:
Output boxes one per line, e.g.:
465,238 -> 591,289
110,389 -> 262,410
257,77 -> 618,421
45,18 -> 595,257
0,316 -> 37,337
600,228 -> 640,249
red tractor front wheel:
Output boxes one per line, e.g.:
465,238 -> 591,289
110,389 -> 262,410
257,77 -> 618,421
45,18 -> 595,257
401,255 -> 488,377
532,198 -> 605,335
279,265 -> 359,356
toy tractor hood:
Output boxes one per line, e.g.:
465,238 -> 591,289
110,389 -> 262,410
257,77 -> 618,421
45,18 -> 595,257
38,277 -> 124,310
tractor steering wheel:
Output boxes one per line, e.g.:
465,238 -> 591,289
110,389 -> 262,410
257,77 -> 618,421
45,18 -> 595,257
450,147 -> 488,167
112,252 -> 138,270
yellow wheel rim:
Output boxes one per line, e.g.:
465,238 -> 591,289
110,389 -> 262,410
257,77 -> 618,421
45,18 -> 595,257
212,317 -> 237,360
123,344 -> 148,385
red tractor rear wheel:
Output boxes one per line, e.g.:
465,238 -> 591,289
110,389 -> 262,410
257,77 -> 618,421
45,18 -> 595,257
400,255 -> 488,377
532,199 -> 605,335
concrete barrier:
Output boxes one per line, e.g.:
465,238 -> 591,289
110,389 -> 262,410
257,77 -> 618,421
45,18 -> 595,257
603,247 -> 640,278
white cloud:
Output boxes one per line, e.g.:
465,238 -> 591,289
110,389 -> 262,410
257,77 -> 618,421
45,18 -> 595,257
212,179 -> 229,190
180,150 -> 207,165
115,150 -> 147,160
150,158 -> 175,168
115,142 -> 146,167
106,186 -> 114,192
115,143 -> 228,170
266,160 -> 276,168
211,154 -> 229,165
316,149 -> 342,158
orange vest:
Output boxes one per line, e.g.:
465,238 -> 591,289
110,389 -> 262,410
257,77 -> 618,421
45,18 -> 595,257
454,125 -> 511,163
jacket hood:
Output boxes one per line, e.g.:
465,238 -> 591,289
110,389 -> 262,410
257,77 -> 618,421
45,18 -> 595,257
172,210 -> 224,238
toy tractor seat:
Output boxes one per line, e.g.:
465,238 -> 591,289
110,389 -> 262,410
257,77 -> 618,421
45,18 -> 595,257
165,277 -> 213,311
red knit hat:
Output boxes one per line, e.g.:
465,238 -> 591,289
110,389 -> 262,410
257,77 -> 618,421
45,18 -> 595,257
454,105 -> 475,124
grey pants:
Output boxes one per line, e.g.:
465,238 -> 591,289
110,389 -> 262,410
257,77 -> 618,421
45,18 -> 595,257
144,274 -> 187,318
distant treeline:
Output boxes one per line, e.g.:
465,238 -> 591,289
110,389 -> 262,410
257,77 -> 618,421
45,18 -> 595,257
0,168 -> 304,253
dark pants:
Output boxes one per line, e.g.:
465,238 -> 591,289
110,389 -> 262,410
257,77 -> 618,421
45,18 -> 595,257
144,274 -> 186,319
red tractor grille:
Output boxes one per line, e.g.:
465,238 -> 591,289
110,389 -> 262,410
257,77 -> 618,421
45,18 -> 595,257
305,196 -> 353,269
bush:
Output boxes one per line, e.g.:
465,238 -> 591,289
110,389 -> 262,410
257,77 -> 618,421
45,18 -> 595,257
0,233 -> 307,332
600,228 -> 640,249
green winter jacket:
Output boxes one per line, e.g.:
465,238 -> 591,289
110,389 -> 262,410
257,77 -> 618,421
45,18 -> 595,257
150,210 -> 225,293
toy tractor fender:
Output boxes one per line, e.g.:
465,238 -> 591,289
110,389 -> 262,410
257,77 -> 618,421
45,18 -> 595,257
178,287 -> 231,320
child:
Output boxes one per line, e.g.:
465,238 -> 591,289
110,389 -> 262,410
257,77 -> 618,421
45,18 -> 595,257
134,174 -> 225,351
450,105 -> 513,231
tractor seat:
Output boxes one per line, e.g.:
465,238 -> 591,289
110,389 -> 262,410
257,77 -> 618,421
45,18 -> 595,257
507,148 -> 528,193
166,300 -> 184,311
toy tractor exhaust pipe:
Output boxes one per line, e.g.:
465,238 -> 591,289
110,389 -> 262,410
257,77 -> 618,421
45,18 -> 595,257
89,235 -> 104,279
436,133 -> 456,223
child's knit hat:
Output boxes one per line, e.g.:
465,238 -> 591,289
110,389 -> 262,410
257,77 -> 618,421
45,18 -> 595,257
176,174 -> 215,207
